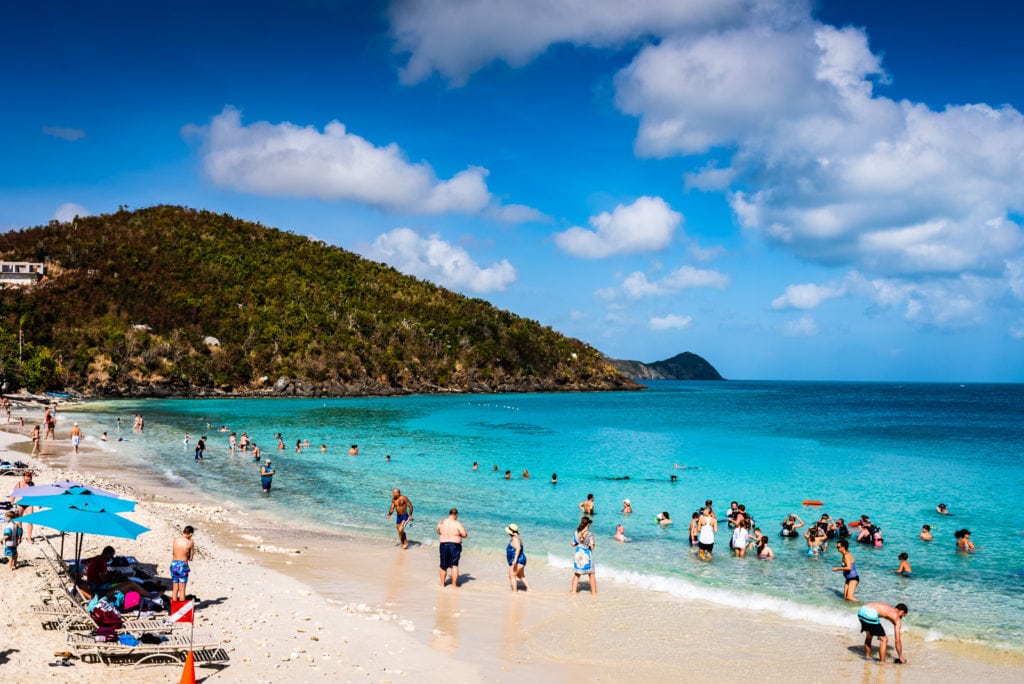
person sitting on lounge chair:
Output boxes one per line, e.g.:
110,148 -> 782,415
86,546 -> 161,603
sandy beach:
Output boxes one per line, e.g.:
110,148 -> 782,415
2,407 -> 1024,683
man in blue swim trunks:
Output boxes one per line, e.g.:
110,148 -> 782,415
387,488 -> 414,549
857,602 -> 908,663
436,508 -> 467,588
171,526 -> 195,602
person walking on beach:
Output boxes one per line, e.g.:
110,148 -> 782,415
171,525 -> 195,602
505,523 -> 529,592
697,507 -> 717,560
70,422 -> 82,453
3,510 -> 23,570
831,539 -> 859,600
571,516 -> 596,594
387,488 -> 414,549
260,459 -> 275,493
436,508 -> 467,588
43,408 -> 56,440
857,602 -> 908,663
30,424 -> 40,455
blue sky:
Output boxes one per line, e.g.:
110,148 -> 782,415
3,0 -> 1024,382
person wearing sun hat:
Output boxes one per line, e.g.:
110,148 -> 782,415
621,499 -> 632,514
260,459 -> 275,493
505,523 -> 529,592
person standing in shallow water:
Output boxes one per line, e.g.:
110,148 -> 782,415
579,493 -> 595,516
387,488 -> 413,549
571,516 -> 596,594
505,524 -> 529,592
436,508 -> 467,588
260,459 -> 275,493
697,507 -> 717,560
831,539 -> 859,600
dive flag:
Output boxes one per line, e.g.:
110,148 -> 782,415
169,599 -> 195,624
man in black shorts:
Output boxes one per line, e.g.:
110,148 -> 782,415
857,602 -> 908,663
435,508 -> 468,588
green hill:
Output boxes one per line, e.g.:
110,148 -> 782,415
609,352 -> 724,381
0,205 -> 639,396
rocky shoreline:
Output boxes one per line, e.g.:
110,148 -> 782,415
55,370 -> 644,400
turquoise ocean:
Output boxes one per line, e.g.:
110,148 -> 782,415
68,381 -> 1024,651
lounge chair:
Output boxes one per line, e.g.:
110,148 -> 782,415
65,631 -> 226,667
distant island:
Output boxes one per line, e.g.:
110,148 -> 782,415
0,205 -> 640,397
608,352 -> 724,381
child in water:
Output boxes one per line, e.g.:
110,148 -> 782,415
893,552 -> 912,575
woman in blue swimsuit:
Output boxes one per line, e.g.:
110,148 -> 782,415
505,524 -> 529,592
831,539 -> 859,601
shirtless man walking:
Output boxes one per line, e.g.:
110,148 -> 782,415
171,526 -> 196,602
387,488 -> 414,549
70,422 -> 82,453
436,508 -> 467,588
857,602 -> 908,663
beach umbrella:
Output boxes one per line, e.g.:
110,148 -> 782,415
9,480 -> 121,499
12,486 -> 131,559
16,489 -> 136,513
15,504 -> 149,582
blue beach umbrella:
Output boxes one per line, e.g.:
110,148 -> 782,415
16,505 -> 148,538
10,480 -> 121,499
13,487 -> 134,560
16,489 -> 136,514
16,504 -> 149,582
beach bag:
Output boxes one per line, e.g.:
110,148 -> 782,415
123,591 -> 141,611
92,601 -> 123,638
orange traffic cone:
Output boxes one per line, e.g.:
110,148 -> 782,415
179,650 -> 196,684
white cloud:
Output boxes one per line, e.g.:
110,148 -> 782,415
649,314 -> 692,330
390,0 -> 755,85
42,126 -> 85,141
771,282 -> 845,310
783,316 -> 820,337
776,270 -> 1003,328
1010,325 -> 1024,340
684,163 -> 737,192
1007,259 -> 1024,300
554,196 -> 682,258
614,23 -> 1024,278
366,227 -> 516,293
53,203 -> 89,223
688,243 -> 725,262
188,107 -> 536,218
485,203 -> 547,223
621,272 -> 666,298
602,264 -> 729,300
662,265 -> 729,290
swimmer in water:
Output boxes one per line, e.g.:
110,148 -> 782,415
936,503 -> 951,515
657,511 -> 672,526
893,552 -> 912,575
954,529 -> 975,552
614,524 -> 630,542
919,524 -> 933,541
